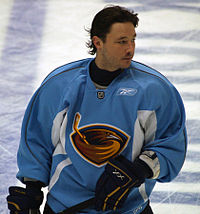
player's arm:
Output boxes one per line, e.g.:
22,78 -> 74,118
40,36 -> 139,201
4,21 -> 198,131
16,79 -> 67,185
131,80 -> 187,183
143,85 -> 187,183
7,79 -> 68,212
6,86 -> 51,213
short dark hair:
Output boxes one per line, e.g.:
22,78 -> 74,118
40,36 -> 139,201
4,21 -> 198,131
86,5 -> 139,55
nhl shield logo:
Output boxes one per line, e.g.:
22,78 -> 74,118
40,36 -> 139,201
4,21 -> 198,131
97,91 -> 105,99
70,113 -> 130,166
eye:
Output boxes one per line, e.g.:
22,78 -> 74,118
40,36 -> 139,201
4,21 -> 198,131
118,40 -> 128,44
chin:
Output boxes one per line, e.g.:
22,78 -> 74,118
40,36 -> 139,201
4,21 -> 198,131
121,61 -> 132,69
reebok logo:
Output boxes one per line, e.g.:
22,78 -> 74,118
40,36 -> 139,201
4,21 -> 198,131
117,88 -> 137,96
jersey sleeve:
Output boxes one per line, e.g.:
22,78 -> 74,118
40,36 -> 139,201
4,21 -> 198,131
16,80 -> 68,186
139,79 -> 187,182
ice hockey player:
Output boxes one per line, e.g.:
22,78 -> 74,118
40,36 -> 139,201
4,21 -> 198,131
7,5 -> 187,214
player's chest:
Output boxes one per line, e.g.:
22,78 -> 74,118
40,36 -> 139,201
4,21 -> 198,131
66,86 -> 140,167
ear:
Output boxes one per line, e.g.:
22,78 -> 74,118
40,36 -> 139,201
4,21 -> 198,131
92,36 -> 103,51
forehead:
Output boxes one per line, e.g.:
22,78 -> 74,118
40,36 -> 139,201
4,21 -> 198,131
107,22 -> 136,39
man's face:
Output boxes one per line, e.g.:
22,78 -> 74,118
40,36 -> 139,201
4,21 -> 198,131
95,22 -> 136,71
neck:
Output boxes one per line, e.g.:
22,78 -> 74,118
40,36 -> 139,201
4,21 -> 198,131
95,55 -> 118,72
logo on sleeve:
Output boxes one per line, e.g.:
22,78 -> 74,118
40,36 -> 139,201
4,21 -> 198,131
116,88 -> 137,96
70,113 -> 130,167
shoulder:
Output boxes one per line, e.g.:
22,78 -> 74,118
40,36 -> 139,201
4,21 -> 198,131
41,58 -> 92,85
128,61 -> 183,106
35,58 -> 92,97
129,61 -> 176,92
130,60 -> 171,85
29,58 -> 93,109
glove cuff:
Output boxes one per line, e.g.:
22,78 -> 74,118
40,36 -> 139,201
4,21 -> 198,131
139,151 -> 160,179
131,158 -> 153,179
25,181 -> 44,191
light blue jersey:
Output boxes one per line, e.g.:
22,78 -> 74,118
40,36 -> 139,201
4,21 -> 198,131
17,58 -> 187,213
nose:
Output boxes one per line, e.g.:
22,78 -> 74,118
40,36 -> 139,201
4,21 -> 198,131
126,41 -> 135,55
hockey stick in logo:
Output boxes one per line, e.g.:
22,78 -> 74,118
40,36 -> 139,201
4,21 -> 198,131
73,113 -> 89,145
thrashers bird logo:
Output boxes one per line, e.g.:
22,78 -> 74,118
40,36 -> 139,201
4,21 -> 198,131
70,113 -> 130,166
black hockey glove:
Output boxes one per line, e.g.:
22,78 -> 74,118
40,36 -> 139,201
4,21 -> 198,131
95,155 -> 153,211
7,181 -> 43,214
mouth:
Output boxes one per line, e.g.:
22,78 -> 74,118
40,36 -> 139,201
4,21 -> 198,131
122,57 -> 132,61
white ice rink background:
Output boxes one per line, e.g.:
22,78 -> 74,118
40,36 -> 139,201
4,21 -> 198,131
0,0 -> 200,213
